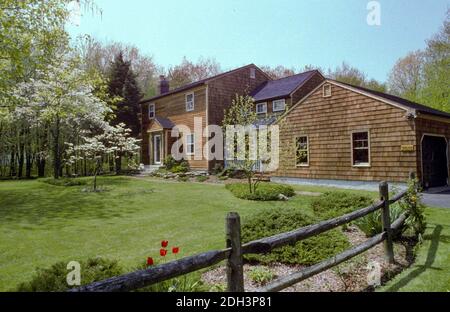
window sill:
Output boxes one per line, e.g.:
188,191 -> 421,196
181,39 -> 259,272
296,164 -> 309,168
353,164 -> 371,168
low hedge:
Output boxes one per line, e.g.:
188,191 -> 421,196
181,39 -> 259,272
311,191 -> 374,220
242,207 -> 350,265
40,178 -> 88,187
17,257 -> 123,292
225,182 -> 295,201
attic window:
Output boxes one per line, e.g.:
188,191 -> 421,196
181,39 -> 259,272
323,84 -> 332,97
250,68 -> 256,79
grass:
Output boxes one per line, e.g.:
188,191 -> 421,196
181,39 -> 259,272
380,207 -> 450,292
0,176 -> 320,291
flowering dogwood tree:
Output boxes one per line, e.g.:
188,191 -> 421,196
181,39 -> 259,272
66,123 -> 140,191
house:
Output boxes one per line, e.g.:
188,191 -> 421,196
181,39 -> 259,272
139,64 -> 324,171
274,79 -> 450,188
140,64 -> 450,188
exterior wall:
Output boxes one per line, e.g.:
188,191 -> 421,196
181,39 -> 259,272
414,116 -> 450,184
207,65 -> 269,170
275,83 -> 418,183
141,86 -> 208,169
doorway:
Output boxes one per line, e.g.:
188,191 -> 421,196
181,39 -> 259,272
153,134 -> 162,165
421,135 -> 449,188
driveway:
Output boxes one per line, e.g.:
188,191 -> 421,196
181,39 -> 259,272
422,190 -> 450,208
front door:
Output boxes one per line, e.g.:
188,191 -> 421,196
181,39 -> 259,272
422,135 -> 448,188
154,134 -> 162,165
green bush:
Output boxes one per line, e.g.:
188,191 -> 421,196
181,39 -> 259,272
312,192 -> 374,220
17,257 -> 123,292
355,204 -> 405,237
196,176 -> 209,182
41,178 -> 88,187
226,183 -> 295,201
248,267 -> 275,286
242,207 -> 350,265
163,155 -> 178,170
164,155 -> 190,173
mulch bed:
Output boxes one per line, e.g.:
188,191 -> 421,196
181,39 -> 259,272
201,225 -> 416,292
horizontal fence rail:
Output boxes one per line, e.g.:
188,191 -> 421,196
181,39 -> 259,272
71,173 -> 415,292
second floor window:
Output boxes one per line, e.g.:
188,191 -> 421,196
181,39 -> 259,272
256,103 -> 267,114
186,93 -> 195,112
148,103 -> 155,119
273,99 -> 286,112
186,134 -> 195,155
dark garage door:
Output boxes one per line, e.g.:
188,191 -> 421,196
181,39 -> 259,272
422,135 -> 449,188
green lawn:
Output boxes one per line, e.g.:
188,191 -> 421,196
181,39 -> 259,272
380,207 -> 450,292
0,176 -> 324,291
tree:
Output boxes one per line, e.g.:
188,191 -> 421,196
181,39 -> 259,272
259,65 -> 296,79
223,94 -> 260,194
387,51 -> 424,101
66,123 -> 140,191
167,57 -> 222,89
12,57 -> 111,179
328,62 -> 387,92
108,52 -> 142,140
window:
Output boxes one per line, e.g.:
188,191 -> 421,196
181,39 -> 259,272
296,136 -> 309,166
186,134 -> 195,155
250,68 -> 256,79
148,103 -> 155,119
352,131 -> 370,166
186,93 -> 194,112
323,84 -> 332,97
273,99 -> 286,112
256,102 -> 267,114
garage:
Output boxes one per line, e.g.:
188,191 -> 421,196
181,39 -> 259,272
421,135 -> 449,188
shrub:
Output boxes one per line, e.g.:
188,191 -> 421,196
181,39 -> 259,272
41,178 -> 88,187
248,267 -> 275,286
212,163 -> 224,175
17,257 -> 123,292
312,192 -> 374,220
226,183 -> 295,201
242,207 -> 350,265
196,175 -> 209,182
400,177 -> 427,238
355,204 -> 405,237
164,155 -> 190,173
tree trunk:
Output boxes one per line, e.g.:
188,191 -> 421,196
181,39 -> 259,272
25,153 -> 33,179
115,155 -> 122,175
53,118 -> 60,179
17,143 -> 24,178
37,157 -> 46,177
9,151 -> 16,177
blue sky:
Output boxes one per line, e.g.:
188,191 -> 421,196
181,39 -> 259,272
67,0 -> 449,82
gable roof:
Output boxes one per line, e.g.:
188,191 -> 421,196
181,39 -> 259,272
140,64 -> 270,104
330,80 -> 450,119
153,117 -> 175,129
250,70 -> 320,102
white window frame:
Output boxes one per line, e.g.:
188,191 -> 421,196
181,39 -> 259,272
272,99 -> 286,112
323,84 -> 332,98
186,133 -> 195,156
351,130 -> 371,167
250,68 -> 256,79
256,102 -> 267,114
148,103 -> 155,119
295,135 -> 309,167
185,92 -> 195,112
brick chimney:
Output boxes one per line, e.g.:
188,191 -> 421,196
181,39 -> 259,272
159,75 -> 170,95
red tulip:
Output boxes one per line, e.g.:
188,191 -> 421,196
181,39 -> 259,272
172,247 -> 180,254
160,249 -> 168,257
161,240 -> 169,248
146,257 -> 154,266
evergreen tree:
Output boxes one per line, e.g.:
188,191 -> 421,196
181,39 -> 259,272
108,52 -> 142,138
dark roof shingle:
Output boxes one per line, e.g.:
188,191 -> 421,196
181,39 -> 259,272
250,70 -> 318,102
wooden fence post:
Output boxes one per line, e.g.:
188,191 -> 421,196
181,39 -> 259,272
226,212 -> 244,292
379,181 -> 394,264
